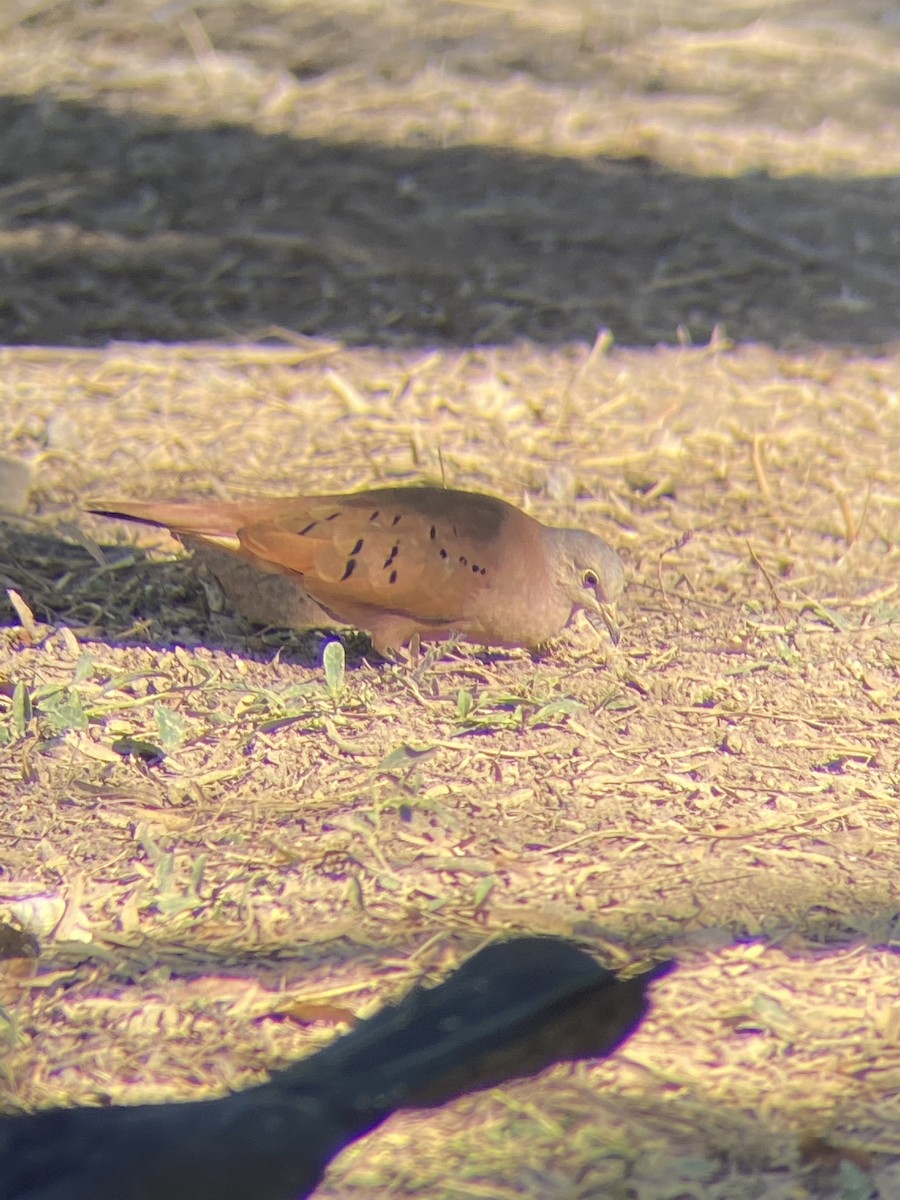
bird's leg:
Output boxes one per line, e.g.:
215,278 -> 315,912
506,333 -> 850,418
405,632 -> 422,668
368,617 -> 426,661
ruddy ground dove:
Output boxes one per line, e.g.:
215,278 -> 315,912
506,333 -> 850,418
90,486 -> 625,655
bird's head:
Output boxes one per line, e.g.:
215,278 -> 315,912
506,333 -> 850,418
552,528 -> 625,645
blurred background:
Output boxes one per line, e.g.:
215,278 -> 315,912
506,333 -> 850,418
2,0 -> 899,349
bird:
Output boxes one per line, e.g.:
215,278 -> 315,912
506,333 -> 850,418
0,937 -> 672,1200
89,485 -> 625,656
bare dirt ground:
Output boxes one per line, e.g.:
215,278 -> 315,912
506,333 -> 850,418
1,2 -> 899,1198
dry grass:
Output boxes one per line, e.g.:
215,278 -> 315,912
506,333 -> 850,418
3,0 -> 900,347
1,339 -> 898,1198
1,1 -> 900,1198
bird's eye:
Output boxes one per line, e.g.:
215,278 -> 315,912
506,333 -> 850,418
582,570 -> 599,588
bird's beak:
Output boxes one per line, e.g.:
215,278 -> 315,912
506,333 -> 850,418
586,603 -> 620,647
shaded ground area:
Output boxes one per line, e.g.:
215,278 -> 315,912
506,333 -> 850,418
1,0 -> 900,347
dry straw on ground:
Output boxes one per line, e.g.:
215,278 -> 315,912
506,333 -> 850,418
2,339 -> 898,1199
1,1 -> 900,1198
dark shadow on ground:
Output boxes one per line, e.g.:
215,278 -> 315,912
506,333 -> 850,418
1,95 -> 899,349
18,913 -> 900,988
0,522 -> 362,668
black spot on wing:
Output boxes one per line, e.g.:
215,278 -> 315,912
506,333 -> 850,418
391,514 -> 402,526
349,538 -> 364,556
369,510 -> 380,521
429,525 -> 436,540
383,544 -> 399,568
389,570 -> 398,584
439,548 -> 448,559
298,520 -> 318,536
325,512 -> 341,521
341,558 -> 357,581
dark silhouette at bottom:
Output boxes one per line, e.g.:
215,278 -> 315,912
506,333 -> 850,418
0,937 -> 673,1200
